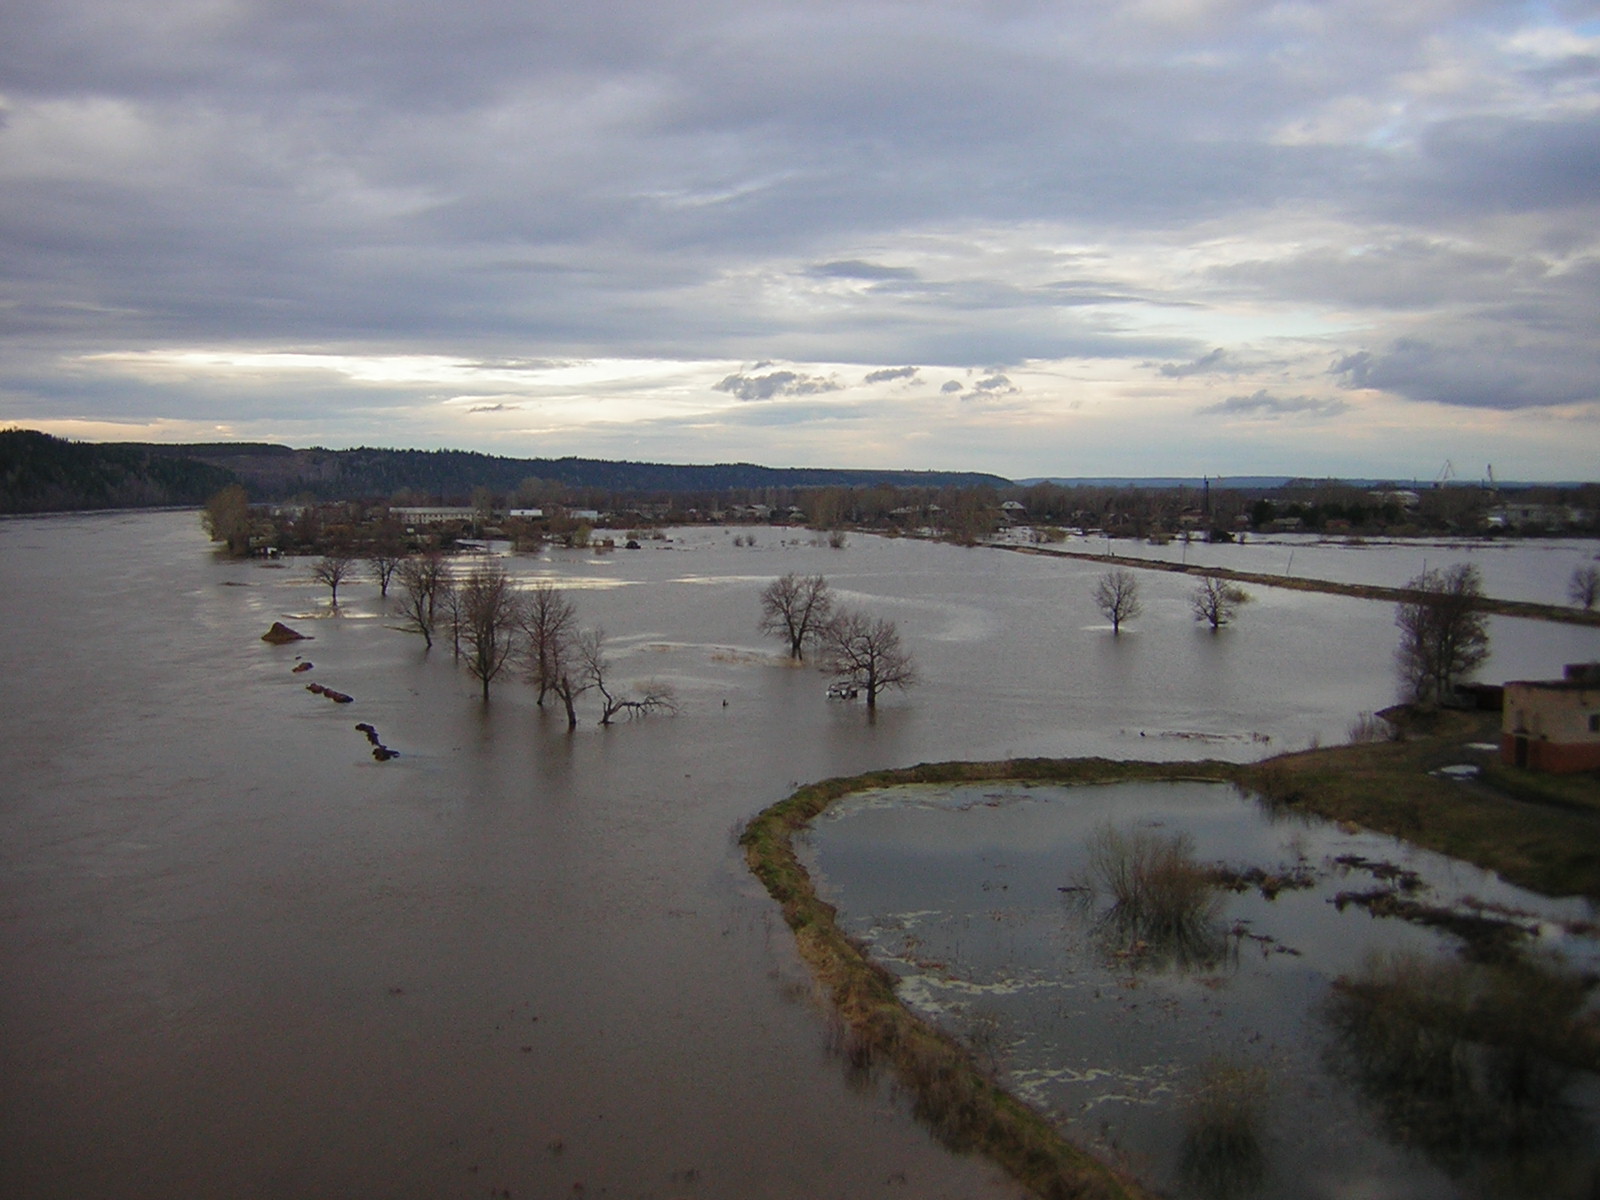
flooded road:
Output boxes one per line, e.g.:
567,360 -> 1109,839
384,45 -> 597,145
2,511 -> 1597,1198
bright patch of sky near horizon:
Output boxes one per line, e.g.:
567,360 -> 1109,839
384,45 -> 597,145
2,0 -> 1598,479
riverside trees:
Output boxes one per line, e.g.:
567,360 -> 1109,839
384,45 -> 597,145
1395,564 -> 1490,708
202,485 -> 253,556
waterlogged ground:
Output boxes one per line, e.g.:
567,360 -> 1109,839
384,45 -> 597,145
808,780 -> 1600,1200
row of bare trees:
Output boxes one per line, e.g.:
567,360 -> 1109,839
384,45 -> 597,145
1093,561 -> 1495,709
758,574 -> 915,710
387,553 -> 674,721
1091,568 -> 1251,634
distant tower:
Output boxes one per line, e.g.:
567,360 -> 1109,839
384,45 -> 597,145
1203,477 -> 1211,516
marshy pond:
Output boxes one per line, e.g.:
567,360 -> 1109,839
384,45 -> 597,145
807,779 -> 1600,1200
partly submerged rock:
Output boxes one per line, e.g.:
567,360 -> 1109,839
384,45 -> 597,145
262,621 -> 309,644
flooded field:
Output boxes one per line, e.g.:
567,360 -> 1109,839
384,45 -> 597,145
2,510 -> 1598,1198
809,780 -> 1600,1199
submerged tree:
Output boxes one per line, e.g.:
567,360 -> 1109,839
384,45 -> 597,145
520,582 -> 579,706
1094,568 -> 1144,635
459,563 -> 522,701
393,552 -> 451,648
311,553 -> 357,607
1191,576 -> 1251,631
821,609 -> 916,712
573,628 -> 677,725
759,573 -> 834,660
1568,564 -> 1600,612
365,525 -> 407,597
1395,564 -> 1490,708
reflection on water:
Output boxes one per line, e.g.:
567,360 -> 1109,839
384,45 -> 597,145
1177,1061 -> 1269,1200
1324,951 -> 1599,1197
1077,824 -> 1230,972
810,780 -> 1600,1200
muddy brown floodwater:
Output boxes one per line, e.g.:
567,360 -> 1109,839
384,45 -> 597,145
2,511 -> 1597,1199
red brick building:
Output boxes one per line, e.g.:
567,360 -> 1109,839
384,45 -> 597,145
1502,663 -> 1600,774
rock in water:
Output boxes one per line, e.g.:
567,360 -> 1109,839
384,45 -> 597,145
262,621 -> 309,644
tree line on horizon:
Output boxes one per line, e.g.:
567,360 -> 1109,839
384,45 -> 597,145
12,429 -> 1600,538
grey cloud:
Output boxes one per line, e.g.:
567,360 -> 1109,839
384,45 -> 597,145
1332,336 -> 1600,410
1215,237 -> 1535,312
864,366 -> 918,384
940,380 -> 963,393
468,403 -> 519,413
1,0 -> 1596,470
1409,115 -> 1600,218
959,373 -> 1020,401
713,369 -> 844,401
1198,390 -> 1348,419
1157,348 -> 1232,378
810,261 -> 919,282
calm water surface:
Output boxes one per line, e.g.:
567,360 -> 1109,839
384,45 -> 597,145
3,512 -> 1597,1198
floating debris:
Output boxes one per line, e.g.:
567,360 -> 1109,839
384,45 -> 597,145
306,682 -> 353,704
355,722 -> 398,761
291,661 -> 313,674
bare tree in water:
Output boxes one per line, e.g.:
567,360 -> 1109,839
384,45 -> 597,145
1094,568 -> 1143,635
311,553 -> 357,608
759,573 -> 834,660
520,583 -> 579,706
822,609 -> 916,712
574,629 -> 676,725
393,552 -> 451,648
1191,576 -> 1250,631
459,563 -> 522,701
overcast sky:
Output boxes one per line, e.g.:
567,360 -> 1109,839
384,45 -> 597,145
3,1 -> 1599,481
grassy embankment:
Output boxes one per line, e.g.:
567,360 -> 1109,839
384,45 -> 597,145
741,720 -> 1600,1200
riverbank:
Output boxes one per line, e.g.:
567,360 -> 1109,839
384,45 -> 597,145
742,718 -> 1599,1199
996,542 -> 1600,627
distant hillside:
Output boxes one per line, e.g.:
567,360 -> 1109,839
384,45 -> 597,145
0,429 -> 239,514
0,431 -> 1010,513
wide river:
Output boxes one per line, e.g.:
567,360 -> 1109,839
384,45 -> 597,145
3,511 -> 1598,1199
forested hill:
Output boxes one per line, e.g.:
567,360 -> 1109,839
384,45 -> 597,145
0,430 -> 1011,512
0,429 -> 239,514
